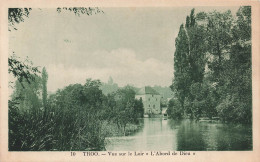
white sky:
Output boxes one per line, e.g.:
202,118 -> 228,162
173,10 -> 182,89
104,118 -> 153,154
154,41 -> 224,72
9,7 -> 240,92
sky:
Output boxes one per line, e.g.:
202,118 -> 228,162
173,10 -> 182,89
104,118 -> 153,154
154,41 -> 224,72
9,7 -> 239,92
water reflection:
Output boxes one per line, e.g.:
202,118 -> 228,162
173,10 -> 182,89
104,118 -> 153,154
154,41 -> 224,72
213,124 -> 252,150
176,120 -> 207,150
105,118 -> 252,151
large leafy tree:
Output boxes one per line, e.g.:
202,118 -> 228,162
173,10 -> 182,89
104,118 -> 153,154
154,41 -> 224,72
111,86 -> 143,135
46,79 -> 107,150
171,7 -> 251,123
185,9 -> 208,118
171,9 -> 208,118
216,6 -> 252,123
170,24 -> 190,116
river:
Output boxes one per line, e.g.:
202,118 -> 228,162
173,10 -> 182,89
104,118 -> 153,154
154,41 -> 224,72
105,118 -> 252,151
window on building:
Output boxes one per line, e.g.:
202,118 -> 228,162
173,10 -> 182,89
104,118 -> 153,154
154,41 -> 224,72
156,98 -> 157,101
149,105 -> 150,107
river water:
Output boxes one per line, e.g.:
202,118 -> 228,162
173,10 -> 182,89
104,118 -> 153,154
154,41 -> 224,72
105,118 -> 252,151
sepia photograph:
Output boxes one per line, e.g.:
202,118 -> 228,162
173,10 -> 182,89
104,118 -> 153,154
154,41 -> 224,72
6,6 -> 253,152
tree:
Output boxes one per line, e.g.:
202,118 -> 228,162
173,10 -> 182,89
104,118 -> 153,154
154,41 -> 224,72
11,75 -> 42,113
112,86 -> 143,135
171,9 -> 208,118
48,79 -> 107,150
170,23 -> 191,116
167,98 -> 183,120
171,7 -> 252,123
206,10 -> 234,86
8,8 -> 32,31
41,67 -> 48,118
185,9 -> 208,118
216,6 -> 252,124
8,53 -> 40,88
134,98 -> 144,118
83,79 -> 104,110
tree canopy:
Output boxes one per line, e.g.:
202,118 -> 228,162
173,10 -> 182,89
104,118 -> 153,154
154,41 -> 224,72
170,6 -> 252,124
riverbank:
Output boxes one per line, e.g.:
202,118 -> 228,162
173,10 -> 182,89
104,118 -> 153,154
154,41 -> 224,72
102,120 -> 144,137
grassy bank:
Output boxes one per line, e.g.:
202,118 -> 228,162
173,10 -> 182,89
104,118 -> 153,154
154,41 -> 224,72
102,120 -> 143,137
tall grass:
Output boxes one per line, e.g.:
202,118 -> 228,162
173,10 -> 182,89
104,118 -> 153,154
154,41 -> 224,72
9,100 -> 106,151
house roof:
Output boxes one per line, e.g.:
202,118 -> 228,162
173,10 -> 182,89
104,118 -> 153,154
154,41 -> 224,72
136,86 -> 160,95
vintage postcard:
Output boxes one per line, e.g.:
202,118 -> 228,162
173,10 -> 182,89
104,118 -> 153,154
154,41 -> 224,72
0,0 -> 260,161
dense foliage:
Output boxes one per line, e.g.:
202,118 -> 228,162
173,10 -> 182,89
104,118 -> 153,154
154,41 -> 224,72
9,72 -> 144,150
169,6 -> 252,124
8,54 -> 144,151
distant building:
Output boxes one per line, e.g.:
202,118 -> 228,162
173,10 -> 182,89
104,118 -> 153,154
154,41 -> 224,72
135,86 -> 161,115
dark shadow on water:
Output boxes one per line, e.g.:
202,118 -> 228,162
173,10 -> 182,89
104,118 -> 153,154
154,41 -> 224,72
171,119 -> 252,151
175,120 -> 207,151
214,123 -> 252,151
